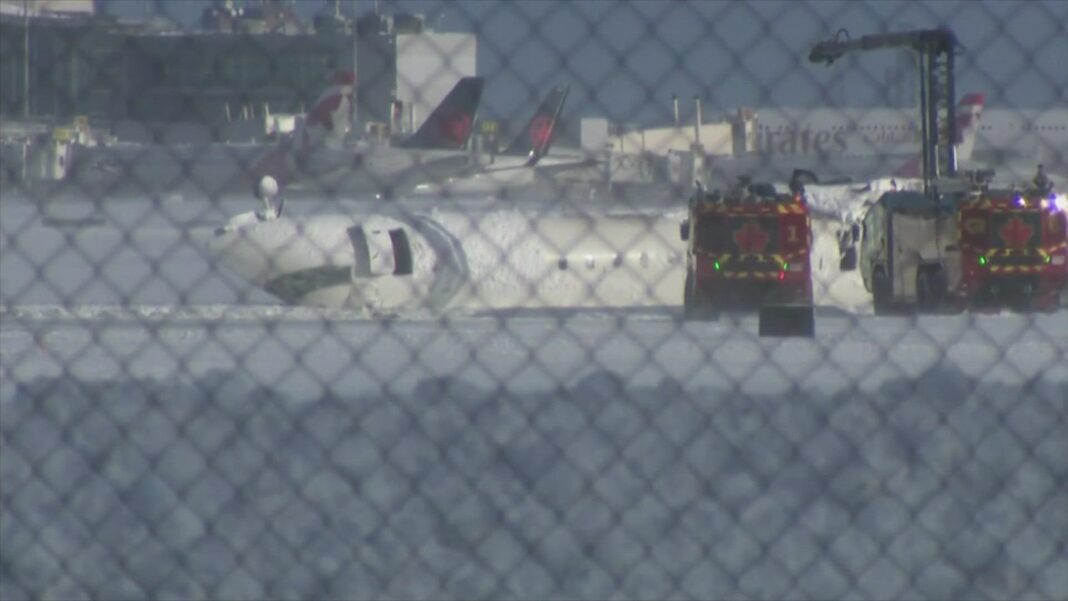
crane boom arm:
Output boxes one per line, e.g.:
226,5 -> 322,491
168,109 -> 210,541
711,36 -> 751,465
808,29 -> 959,65
809,28 -> 962,195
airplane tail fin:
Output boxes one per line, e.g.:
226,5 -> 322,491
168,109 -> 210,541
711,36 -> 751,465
251,70 -> 354,192
954,92 -> 985,162
298,70 -> 356,151
397,76 -> 485,150
500,84 -> 570,166
893,91 -> 986,178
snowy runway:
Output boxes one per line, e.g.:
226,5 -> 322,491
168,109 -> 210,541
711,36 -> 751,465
3,306 -> 1067,600
3,303 -> 1066,398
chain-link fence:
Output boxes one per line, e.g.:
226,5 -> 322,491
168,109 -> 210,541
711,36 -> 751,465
2,1 -> 1067,599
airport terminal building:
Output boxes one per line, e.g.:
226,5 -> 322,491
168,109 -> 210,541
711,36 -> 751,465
0,0 -> 476,140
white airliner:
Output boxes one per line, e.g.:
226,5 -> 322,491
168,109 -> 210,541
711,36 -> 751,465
252,73 -> 485,200
700,93 -> 987,186
206,206 -> 684,315
409,150 -> 601,200
406,85 -> 606,200
67,73 -> 482,199
965,108 -> 1068,187
253,78 -> 574,202
742,96 -> 1067,188
970,108 -> 1068,164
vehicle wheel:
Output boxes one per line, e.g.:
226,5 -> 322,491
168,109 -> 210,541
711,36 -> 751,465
915,268 -> 931,310
683,272 -> 718,321
872,268 -> 892,315
916,265 -> 946,312
683,272 -> 699,320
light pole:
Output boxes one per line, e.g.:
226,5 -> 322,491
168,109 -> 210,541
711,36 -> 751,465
23,0 -> 30,119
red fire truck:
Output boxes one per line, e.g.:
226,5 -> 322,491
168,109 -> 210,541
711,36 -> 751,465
954,188 -> 1067,311
681,182 -> 815,336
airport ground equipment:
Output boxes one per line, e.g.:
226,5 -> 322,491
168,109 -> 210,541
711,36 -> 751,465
954,187 -> 1067,311
857,190 -> 961,314
857,185 -> 1067,314
810,27 -> 1015,314
681,182 -> 815,337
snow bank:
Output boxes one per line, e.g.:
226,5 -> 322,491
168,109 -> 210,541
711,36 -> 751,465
804,177 -> 923,224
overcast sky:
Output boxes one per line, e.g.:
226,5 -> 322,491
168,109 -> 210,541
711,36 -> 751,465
100,1 -> 1068,125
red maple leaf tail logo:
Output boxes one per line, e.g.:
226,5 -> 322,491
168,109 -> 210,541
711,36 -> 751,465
307,94 -> 342,132
998,216 -> 1034,247
733,221 -> 770,253
305,71 -> 356,136
440,112 -> 472,147
529,115 -> 554,153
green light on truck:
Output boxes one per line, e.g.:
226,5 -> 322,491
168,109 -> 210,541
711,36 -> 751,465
782,262 -> 789,271
713,260 -> 721,271
978,256 -> 987,266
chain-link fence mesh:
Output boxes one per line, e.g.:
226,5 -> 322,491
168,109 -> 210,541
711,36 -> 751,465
2,1 -> 1067,599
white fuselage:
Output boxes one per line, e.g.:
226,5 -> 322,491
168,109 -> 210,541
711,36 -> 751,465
205,207 -> 688,315
968,108 -> 1068,183
748,105 -> 1066,184
753,107 -> 924,159
972,108 -> 1068,160
409,151 -> 599,200
696,100 -> 982,186
281,143 -> 476,197
751,106 -> 1068,157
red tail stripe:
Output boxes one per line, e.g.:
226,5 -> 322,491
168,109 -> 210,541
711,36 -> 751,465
307,94 -> 344,130
959,92 -> 986,108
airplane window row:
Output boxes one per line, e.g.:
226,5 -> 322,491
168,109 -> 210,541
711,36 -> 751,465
758,124 -> 918,132
557,253 -> 656,270
755,123 -> 1068,133
824,124 -> 917,131
980,125 -> 1068,131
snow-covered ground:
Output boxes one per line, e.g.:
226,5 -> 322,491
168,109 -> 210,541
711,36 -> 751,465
2,186 -> 1067,599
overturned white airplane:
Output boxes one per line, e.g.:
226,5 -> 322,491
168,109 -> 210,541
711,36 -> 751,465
206,205 -> 686,316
